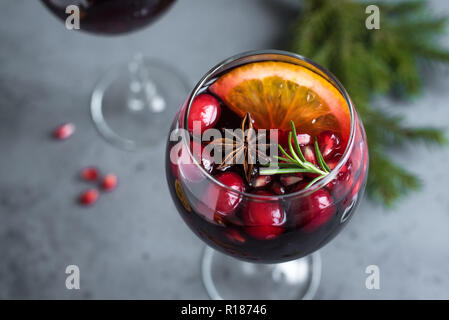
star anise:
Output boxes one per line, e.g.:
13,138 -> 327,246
210,113 -> 271,183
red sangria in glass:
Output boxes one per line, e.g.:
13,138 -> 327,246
166,50 -> 368,299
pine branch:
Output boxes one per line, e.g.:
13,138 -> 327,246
364,109 -> 447,146
289,0 -> 448,206
377,0 -> 424,15
367,149 -> 421,207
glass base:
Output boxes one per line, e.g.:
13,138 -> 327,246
201,247 -> 321,300
91,56 -> 189,150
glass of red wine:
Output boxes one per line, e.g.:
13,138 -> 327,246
166,50 -> 368,299
42,0 -> 189,150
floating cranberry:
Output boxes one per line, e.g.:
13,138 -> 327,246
200,172 -> 245,218
188,93 -> 221,134
317,131 -> 342,159
242,191 -> 285,240
292,188 -> 335,232
53,123 -> 75,140
79,188 -> 99,206
81,167 -> 100,181
101,174 -> 118,191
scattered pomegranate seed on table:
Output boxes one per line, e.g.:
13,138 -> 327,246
79,188 -> 99,206
53,123 -> 75,140
80,167 -> 100,181
101,174 -> 118,191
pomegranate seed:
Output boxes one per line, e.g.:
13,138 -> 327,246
80,167 -> 100,181
280,174 -> 303,187
101,174 -> 118,191
317,131 -> 342,159
291,133 -> 311,146
79,189 -> 99,206
251,175 -> 272,188
53,123 -> 75,140
302,145 -> 317,165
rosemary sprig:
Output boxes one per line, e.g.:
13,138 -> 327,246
260,121 -> 331,188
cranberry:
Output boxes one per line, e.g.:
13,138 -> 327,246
292,188 -> 335,232
81,167 -> 99,181
101,174 -> 118,191
53,123 -> 75,140
242,191 -> 285,240
188,94 -> 221,134
317,131 -> 342,160
200,172 -> 245,218
79,189 -> 99,206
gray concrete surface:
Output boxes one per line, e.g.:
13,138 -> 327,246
0,0 -> 448,299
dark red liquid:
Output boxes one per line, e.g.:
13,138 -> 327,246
166,62 -> 369,263
41,0 -> 175,34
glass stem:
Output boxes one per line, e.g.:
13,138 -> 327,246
127,53 -> 166,113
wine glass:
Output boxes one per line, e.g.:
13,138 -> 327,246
41,0 -> 189,150
165,50 -> 368,299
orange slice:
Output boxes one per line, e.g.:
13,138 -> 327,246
210,61 -> 351,140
